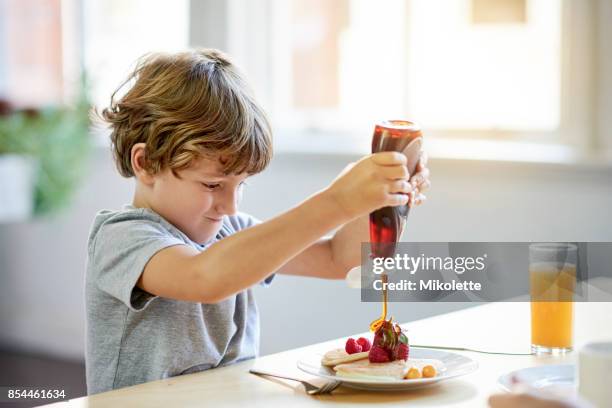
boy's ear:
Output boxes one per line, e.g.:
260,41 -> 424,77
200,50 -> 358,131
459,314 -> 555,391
130,143 -> 155,185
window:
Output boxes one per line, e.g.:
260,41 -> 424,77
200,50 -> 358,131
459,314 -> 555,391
0,0 -> 190,112
0,0 -> 64,107
4,1 -> 601,157
407,0 -> 561,132
82,0 -> 190,109
225,0 -> 597,154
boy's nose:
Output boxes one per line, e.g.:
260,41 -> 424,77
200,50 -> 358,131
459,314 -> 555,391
214,188 -> 239,216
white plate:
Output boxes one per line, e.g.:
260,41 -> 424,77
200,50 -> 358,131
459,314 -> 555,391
498,365 -> 576,399
297,348 -> 478,391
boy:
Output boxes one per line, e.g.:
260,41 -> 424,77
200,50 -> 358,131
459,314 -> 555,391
85,49 -> 430,394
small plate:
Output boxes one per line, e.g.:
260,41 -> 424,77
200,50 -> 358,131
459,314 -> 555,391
498,365 -> 576,399
297,348 -> 478,391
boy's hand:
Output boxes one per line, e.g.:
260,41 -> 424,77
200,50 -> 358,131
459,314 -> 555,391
324,152 -> 413,220
409,151 -> 430,207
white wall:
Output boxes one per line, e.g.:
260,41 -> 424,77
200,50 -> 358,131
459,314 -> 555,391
1,146 -> 612,359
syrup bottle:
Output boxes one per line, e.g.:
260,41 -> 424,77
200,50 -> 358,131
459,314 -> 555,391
370,120 -> 422,258
369,120 -> 422,331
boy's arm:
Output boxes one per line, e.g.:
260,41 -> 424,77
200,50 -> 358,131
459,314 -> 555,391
278,153 -> 431,279
138,191 -> 350,303
277,153 -> 430,280
137,152 -> 411,303
276,215 -> 368,279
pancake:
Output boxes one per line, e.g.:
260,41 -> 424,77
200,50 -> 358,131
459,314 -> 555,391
333,359 -> 409,381
321,349 -> 369,367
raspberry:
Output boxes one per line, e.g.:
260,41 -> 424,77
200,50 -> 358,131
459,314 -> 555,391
345,338 -> 362,354
356,337 -> 371,352
397,343 -> 409,361
368,345 -> 391,363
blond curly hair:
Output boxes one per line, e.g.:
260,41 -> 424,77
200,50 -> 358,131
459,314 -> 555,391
99,49 -> 273,178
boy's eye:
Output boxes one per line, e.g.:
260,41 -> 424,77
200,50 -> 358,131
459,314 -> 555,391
201,183 -> 221,191
201,180 -> 247,191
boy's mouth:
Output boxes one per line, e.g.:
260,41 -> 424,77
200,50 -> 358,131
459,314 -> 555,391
206,216 -> 223,222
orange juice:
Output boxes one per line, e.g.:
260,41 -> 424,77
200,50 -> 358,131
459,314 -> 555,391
530,262 -> 576,350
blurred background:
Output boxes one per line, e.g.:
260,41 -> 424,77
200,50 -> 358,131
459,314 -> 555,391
1,0 -> 612,403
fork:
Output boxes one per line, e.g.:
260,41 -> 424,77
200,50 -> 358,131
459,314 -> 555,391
249,368 -> 342,395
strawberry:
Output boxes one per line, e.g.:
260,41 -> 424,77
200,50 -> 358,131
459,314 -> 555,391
371,319 -> 409,362
356,337 -> 371,352
396,343 -> 409,361
345,338 -> 363,354
368,345 -> 391,363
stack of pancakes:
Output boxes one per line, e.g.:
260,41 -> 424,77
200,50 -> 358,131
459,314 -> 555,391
321,349 -> 409,381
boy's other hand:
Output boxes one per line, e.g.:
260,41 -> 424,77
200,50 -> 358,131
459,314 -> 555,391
409,151 -> 430,207
324,152 -> 413,220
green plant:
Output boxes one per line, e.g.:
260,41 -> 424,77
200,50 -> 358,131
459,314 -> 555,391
0,85 -> 92,216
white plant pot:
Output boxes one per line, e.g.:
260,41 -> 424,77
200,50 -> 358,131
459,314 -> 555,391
0,154 -> 37,222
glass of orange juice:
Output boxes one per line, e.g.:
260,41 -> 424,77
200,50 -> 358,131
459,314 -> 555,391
530,243 -> 577,355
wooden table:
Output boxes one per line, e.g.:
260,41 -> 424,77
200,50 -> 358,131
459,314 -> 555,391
47,300 -> 612,407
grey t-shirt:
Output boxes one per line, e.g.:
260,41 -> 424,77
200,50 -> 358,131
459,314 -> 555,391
85,205 -> 273,394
